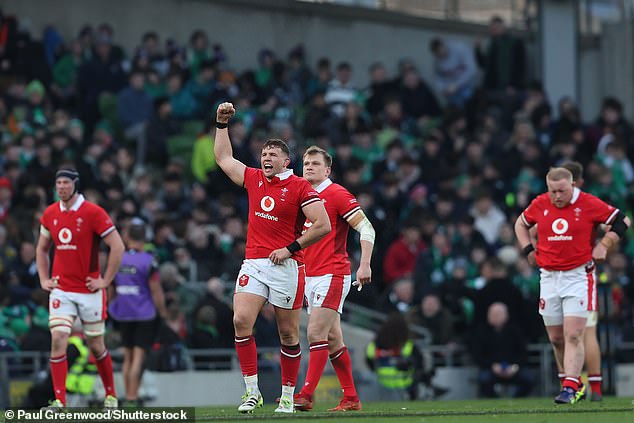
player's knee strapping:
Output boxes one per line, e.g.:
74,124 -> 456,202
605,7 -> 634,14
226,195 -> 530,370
49,316 -> 74,334
83,320 -> 105,337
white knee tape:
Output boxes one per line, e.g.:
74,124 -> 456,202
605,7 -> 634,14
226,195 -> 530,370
49,316 -> 74,334
83,320 -> 105,337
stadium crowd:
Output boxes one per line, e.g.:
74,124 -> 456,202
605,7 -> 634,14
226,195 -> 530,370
1,9 -> 634,370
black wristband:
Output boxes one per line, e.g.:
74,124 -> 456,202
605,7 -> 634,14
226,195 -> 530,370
286,240 -> 302,254
522,244 -> 535,256
215,121 -> 228,129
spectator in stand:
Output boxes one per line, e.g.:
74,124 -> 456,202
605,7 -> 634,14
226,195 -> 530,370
144,97 -> 182,168
188,305 -> 228,369
429,37 -> 478,109
0,177 -> 12,224
166,71 -> 197,120
590,97 -> 634,160
50,39 -> 84,108
7,241 -> 38,303
400,67 -> 441,121
187,30 -> 211,77
306,57 -> 332,101
118,68 -> 152,156
471,257 -> 533,337
379,277 -> 415,315
192,277 -> 234,347
475,15 -> 526,93
383,221 -> 426,286
0,9 -> 19,75
406,291 -> 454,345
186,59 -> 218,118
470,190 -> 506,247
470,302 -> 533,398
136,31 -> 168,76
77,31 -> 126,132
365,61 -> 395,117
325,62 -> 357,118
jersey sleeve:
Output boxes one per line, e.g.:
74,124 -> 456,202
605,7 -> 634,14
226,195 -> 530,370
243,167 -> 259,191
40,209 -> 49,230
299,180 -> 321,208
521,195 -> 544,226
335,186 -> 362,220
587,194 -> 619,224
93,206 -> 116,238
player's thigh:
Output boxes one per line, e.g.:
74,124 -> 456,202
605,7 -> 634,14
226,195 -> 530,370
307,307 -> 339,341
49,288 -> 79,318
560,266 -> 591,319
49,289 -> 79,334
234,261 -> 270,325
266,259 -> 302,310
235,261 -> 270,300
539,270 -> 563,325
74,290 -> 107,323
305,274 -> 351,314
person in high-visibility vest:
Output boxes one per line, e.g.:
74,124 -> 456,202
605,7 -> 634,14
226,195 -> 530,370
66,335 -> 98,396
366,313 -> 422,400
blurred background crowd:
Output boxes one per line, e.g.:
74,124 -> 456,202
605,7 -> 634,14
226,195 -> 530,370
0,7 -> 633,369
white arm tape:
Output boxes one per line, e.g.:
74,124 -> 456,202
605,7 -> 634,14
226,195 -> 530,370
40,225 -> 51,238
352,213 -> 375,244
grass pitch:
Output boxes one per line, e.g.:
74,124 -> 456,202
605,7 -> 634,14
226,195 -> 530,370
195,397 -> 634,422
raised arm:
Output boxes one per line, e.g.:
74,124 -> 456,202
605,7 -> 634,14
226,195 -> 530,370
214,102 -> 246,186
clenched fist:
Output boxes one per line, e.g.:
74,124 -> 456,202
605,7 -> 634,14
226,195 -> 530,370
217,102 -> 235,123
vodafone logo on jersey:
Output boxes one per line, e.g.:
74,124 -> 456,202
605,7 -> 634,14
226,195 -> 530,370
260,196 -> 275,211
551,218 -> 568,234
548,218 -> 573,241
57,227 -> 78,250
58,228 -> 72,243
255,196 -> 279,221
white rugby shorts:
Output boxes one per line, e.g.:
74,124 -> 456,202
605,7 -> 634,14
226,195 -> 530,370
49,288 -> 107,322
305,274 -> 352,314
235,258 -> 305,310
539,262 -> 596,325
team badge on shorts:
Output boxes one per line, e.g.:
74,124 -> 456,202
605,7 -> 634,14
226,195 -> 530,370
52,299 -> 61,309
539,298 -> 545,310
239,275 -> 249,287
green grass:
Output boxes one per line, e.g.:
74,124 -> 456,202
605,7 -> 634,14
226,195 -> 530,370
195,397 -> 634,422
